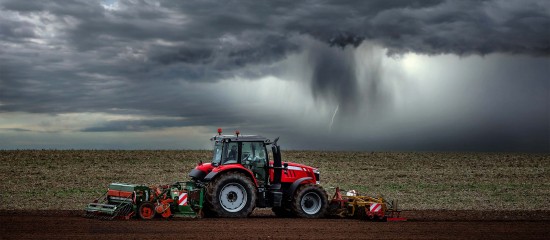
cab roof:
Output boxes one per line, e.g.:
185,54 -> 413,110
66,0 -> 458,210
210,134 -> 271,143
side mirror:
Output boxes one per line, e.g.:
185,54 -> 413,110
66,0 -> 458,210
283,163 -> 288,169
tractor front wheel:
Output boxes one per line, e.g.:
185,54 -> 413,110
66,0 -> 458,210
291,184 -> 328,218
205,172 -> 257,218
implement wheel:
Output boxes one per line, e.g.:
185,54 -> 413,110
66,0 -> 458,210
205,172 -> 257,218
138,202 -> 155,220
291,184 -> 328,218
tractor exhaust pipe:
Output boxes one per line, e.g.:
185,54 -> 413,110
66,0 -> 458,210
270,138 -> 283,207
271,144 -> 282,189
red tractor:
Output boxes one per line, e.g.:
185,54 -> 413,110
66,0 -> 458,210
85,129 -> 402,221
189,129 -> 328,218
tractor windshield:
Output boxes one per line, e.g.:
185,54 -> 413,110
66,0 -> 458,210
212,142 -> 222,166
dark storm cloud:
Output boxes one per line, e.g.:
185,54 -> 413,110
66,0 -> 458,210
0,18 -> 36,41
3,1 -> 550,56
81,111 -> 291,134
0,1 -> 103,21
82,119 -> 187,132
2,0 -> 547,111
1,0 -> 548,98
159,0 -> 550,56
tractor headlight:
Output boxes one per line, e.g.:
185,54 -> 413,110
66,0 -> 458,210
313,169 -> 320,184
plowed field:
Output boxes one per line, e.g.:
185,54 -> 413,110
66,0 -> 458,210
2,150 -> 549,239
1,210 -> 549,239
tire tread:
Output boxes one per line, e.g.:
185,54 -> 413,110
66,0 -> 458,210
290,184 -> 328,218
205,172 -> 257,218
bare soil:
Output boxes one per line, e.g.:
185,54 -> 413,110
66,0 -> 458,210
1,210 -> 549,239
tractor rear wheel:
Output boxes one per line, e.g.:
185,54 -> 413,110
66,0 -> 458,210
205,172 -> 257,218
291,184 -> 328,218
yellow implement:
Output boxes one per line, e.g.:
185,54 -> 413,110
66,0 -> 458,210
328,187 -> 404,221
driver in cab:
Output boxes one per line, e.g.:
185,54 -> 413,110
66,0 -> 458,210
227,145 -> 238,162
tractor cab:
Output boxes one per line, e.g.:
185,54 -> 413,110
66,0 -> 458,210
209,133 -> 270,186
188,128 -> 327,218
189,129 -> 275,187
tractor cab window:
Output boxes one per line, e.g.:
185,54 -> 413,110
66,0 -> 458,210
241,142 -> 265,163
222,142 -> 239,164
212,142 -> 222,166
241,141 -> 267,185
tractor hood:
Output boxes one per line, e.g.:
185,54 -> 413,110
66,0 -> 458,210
281,162 -> 316,171
275,161 -> 320,184
270,161 -> 318,173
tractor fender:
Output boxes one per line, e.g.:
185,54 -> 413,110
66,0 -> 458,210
204,171 -> 218,181
204,167 -> 258,187
189,168 -> 207,180
285,177 -> 314,199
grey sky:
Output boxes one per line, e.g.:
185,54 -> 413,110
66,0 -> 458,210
0,0 -> 548,152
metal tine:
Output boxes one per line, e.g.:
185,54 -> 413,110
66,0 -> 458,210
85,189 -> 136,220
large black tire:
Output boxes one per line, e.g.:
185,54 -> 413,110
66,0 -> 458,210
205,172 -> 257,218
272,206 -> 294,218
291,184 -> 328,218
